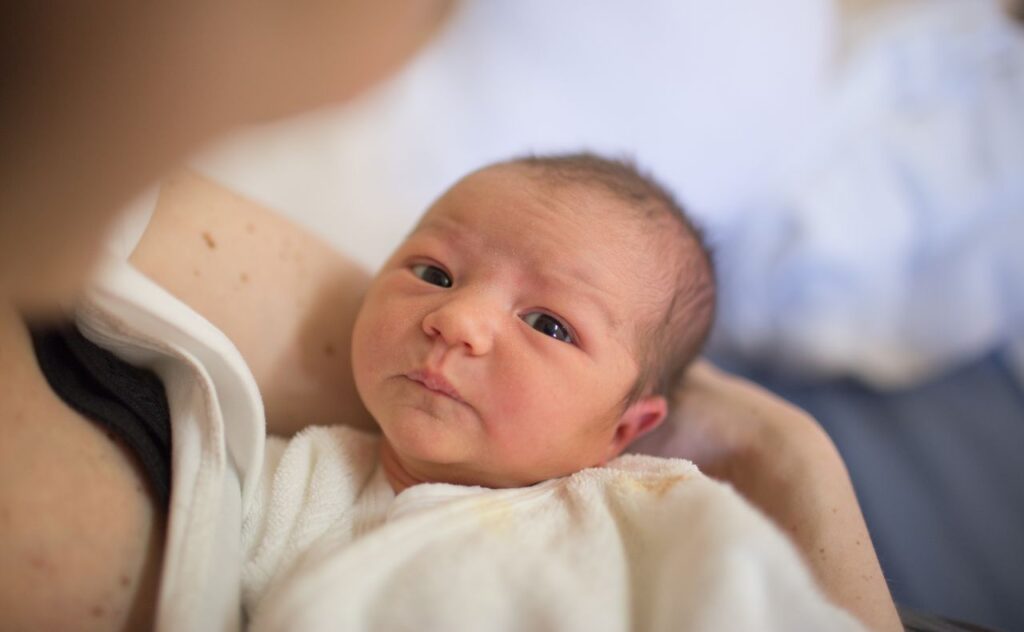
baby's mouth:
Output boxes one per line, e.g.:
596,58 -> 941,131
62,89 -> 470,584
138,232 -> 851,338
406,369 -> 466,404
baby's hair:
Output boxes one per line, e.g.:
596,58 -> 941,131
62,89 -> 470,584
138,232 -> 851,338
500,152 -> 716,406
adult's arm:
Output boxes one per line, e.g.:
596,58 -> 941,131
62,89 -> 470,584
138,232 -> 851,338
0,306 -> 164,631
637,361 -> 902,632
129,170 -> 375,436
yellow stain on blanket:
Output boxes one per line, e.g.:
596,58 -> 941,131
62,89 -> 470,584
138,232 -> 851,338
621,474 -> 687,499
470,498 -> 516,534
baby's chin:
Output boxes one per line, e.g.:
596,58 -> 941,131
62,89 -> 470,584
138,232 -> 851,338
378,417 -> 477,473
386,440 -> 590,490
377,410 -> 608,489
379,435 -> 517,489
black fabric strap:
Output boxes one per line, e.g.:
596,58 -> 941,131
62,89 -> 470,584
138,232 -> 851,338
29,323 -> 172,508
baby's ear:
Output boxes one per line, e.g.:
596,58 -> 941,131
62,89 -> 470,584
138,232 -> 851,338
606,395 -> 668,461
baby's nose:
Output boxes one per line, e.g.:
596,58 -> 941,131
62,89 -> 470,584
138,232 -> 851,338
421,297 -> 495,356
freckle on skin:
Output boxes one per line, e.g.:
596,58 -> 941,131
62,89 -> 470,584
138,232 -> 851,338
193,269 -> 201,278
324,343 -> 336,357
202,231 -> 217,249
246,222 -> 255,234
120,574 -> 131,588
91,605 -> 105,618
818,548 -> 825,555
240,272 -> 250,283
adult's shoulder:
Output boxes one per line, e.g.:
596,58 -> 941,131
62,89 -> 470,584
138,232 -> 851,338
130,170 -> 375,435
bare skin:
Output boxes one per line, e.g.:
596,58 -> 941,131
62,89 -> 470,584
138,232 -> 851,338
129,171 -> 375,436
0,306 -> 164,631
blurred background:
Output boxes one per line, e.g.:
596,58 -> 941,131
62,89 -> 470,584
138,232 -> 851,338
188,1 -> 1022,629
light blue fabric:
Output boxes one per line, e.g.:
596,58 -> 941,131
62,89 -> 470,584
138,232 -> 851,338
714,0 -> 1024,388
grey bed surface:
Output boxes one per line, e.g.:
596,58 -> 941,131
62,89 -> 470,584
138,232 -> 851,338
726,352 -> 1024,632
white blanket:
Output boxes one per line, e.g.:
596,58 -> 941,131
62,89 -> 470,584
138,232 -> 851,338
244,427 -> 864,632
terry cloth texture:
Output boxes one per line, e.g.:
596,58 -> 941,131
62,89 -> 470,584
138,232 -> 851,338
243,426 -> 866,632
29,321 -> 172,507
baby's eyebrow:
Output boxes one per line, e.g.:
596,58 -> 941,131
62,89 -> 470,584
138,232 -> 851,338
413,216 -> 475,250
543,269 -> 621,332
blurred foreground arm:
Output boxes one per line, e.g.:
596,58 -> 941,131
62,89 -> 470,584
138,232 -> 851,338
1,1 -> 453,311
654,361 -> 902,632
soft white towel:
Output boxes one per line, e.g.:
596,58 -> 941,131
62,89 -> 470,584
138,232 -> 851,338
245,427 -> 864,632
242,427 -> 390,614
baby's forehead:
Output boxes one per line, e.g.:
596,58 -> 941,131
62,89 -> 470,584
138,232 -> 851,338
420,183 -> 682,333
431,164 -> 655,232
428,164 -> 688,271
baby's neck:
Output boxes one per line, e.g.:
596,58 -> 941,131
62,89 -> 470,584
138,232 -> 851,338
378,439 -> 428,494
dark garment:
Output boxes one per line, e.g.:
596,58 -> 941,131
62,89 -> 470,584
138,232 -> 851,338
29,322 -> 172,508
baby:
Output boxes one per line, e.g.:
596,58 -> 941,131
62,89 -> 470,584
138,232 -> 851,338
240,154 -> 869,631
351,152 -> 716,492
241,155 -> 865,631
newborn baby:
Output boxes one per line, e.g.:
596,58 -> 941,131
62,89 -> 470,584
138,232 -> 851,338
353,153 -> 715,492
241,155 -> 861,631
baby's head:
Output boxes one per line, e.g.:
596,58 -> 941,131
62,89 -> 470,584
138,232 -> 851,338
352,153 -> 715,489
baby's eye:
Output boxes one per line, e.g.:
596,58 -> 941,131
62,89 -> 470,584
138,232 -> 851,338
411,264 -> 452,288
522,312 -> 574,344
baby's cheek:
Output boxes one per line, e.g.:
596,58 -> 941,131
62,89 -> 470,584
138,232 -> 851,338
489,369 -> 567,431
484,356 -> 534,416
352,310 -> 391,381
355,302 -> 396,351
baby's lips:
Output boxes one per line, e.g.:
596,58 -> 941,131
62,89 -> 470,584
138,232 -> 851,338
407,368 -> 465,403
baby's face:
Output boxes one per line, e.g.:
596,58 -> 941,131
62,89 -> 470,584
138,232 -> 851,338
351,166 -> 667,488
